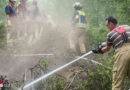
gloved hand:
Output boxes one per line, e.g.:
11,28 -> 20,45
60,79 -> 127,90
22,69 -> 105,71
92,44 -> 104,54
7,20 -> 12,27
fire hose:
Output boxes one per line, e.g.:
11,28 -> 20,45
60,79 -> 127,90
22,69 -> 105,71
18,51 -> 93,90
19,42 -> 108,90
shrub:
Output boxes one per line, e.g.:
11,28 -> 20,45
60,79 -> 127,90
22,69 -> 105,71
0,21 -> 6,47
86,25 -> 109,48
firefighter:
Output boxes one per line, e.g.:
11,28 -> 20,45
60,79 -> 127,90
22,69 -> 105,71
5,0 -> 17,27
16,0 -> 26,17
92,16 -> 130,90
5,0 -> 17,43
71,2 -> 87,55
27,0 -> 39,19
16,0 -> 27,40
5,0 -> 18,45
25,0 -> 40,44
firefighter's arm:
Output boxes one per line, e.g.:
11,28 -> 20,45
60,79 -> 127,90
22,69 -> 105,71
72,15 -> 79,25
92,44 -> 111,54
6,14 -> 12,27
101,45 -> 111,53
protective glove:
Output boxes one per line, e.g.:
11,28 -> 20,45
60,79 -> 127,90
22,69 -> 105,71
92,44 -> 104,54
7,20 -> 12,27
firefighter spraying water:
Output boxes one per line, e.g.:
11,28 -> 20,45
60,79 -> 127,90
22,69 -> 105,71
19,15 -> 130,90
1,0 -> 130,90
92,16 -> 130,90
71,2 -> 87,55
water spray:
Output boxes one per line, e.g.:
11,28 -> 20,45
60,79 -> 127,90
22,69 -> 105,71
18,51 -> 93,90
81,57 -> 111,70
75,56 -> 104,65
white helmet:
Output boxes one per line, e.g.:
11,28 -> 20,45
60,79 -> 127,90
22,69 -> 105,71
74,2 -> 82,10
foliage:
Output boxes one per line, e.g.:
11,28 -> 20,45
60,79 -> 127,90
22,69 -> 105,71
40,58 -> 50,72
86,25 -> 109,48
123,78 -> 130,90
10,80 -> 24,90
114,0 -> 130,25
36,55 -> 114,90
36,54 -> 129,90
85,56 -> 113,90
40,58 -> 50,68
0,21 -> 6,47
0,0 -> 7,21
47,75 -> 66,90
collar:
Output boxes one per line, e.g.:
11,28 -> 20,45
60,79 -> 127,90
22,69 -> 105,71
114,25 -> 119,28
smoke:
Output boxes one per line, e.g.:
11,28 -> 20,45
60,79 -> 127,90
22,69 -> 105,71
0,1 -> 90,87
0,0 -> 77,81
1,0 -> 121,89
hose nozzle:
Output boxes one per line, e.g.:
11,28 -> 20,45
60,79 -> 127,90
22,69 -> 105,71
101,42 -> 107,47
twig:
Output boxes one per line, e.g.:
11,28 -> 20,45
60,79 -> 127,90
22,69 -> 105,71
63,72 -> 78,90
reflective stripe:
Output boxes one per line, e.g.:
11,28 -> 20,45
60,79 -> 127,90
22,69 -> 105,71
78,11 -> 85,16
77,10 -> 86,28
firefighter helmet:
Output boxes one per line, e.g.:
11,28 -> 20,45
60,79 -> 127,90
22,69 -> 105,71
74,2 -> 82,10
